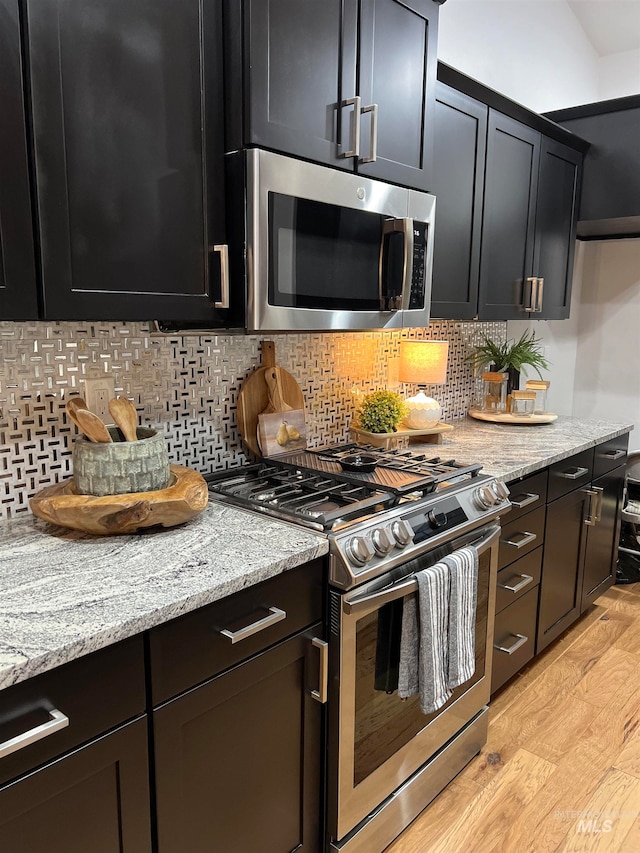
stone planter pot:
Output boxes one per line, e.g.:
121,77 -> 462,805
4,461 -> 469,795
73,427 -> 171,496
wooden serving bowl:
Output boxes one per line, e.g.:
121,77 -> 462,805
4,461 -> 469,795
30,465 -> 208,535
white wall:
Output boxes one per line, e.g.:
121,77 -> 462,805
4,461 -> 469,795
572,239 -> 640,448
438,0 -> 601,111
598,48 -> 640,100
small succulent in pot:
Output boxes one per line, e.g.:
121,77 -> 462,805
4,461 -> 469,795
356,390 -> 408,434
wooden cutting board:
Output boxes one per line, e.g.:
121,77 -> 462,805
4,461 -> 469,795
236,341 -> 305,457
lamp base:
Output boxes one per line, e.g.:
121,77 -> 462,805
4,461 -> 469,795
403,391 -> 442,429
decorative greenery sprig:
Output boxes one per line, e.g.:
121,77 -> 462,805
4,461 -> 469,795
465,330 -> 550,378
357,390 -> 408,434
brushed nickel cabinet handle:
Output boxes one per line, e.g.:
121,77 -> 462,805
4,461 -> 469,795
341,96 -> 361,159
510,492 -> 539,509
211,244 -> 229,309
499,573 -> 534,594
359,102 -> 378,164
524,276 -> 538,312
220,606 -> 287,643
495,633 -> 528,655
604,449 -> 626,460
583,487 -> 599,526
310,638 -> 328,704
557,466 -> 589,480
535,277 -> 544,312
0,709 -> 69,759
502,531 -> 537,549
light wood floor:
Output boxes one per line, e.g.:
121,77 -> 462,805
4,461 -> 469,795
387,583 -> 640,853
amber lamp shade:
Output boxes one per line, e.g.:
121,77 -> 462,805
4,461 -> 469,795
398,341 -> 449,429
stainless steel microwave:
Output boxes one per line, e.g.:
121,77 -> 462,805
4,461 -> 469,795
227,149 -> 436,332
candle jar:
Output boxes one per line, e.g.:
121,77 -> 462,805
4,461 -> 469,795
481,372 -> 508,412
511,390 -> 536,417
525,379 -> 550,413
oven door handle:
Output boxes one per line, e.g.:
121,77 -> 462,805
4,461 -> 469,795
344,525 -> 500,615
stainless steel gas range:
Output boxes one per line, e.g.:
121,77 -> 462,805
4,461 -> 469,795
207,444 -> 511,852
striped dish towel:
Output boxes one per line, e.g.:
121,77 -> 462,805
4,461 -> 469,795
398,562 -> 452,714
443,546 -> 479,688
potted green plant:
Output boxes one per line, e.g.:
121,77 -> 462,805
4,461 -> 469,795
356,390 -> 408,434
465,330 -> 549,394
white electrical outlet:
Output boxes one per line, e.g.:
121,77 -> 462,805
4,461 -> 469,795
83,376 -> 116,423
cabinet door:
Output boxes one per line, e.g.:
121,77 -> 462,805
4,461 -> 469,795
538,488 -> 586,653
26,0 -> 230,323
533,137 -> 582,320
582,466 -> 625,609
357,0 -> 438,190
0,718 -> 151,853
154,625 -> 324,853
478,111 -> 540,320
0,0 -> 39,319
244,0 -> 355,169
430,84 -> 486,319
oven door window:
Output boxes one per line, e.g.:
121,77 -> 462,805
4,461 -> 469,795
353,547 -> 490,786
268,193 -> 408,311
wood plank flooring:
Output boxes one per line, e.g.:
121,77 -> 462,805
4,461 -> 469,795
387,583 -> 640,853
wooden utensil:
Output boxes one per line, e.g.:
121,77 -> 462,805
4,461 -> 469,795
236,340 -> 305,457
108,396 -> 138,442
66,396 -> 88,432
73,408 -> 113,443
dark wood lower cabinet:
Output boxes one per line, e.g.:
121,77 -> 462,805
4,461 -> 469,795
0,717 -> 152,853
153,624 -> 323,853
581,467 -> 625,608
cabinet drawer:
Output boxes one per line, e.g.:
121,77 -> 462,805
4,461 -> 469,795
548,449 -> 593,502
150,559 -> 324,705
496,548 -> 542,614
491,586 -> 538,694
506,470 -> 548,524
0,637 -> 145,787
499,505 -> 546,570
593,435 -> 628,480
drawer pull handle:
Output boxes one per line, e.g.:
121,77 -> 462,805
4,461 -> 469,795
495,633 -> 528,655
220,606 -> 287,644
502,531 -> 537,549
311,638 -> 328,704
0,708 -> 69,760
510,492 -> 539,509
499,573 -> 534,594
557,466 -> 589,480
604,449 -> 626,460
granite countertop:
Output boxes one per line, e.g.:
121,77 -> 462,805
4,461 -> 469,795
414,415 -> 634,482
0,503 -> 328,692
0,414 -> 633,693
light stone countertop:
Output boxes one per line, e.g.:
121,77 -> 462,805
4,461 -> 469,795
411,415 -> 634,483
0,415 -> 632,693
0,502 -> 328,692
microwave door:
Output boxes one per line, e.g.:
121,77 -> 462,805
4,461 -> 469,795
379,218 -> 414,311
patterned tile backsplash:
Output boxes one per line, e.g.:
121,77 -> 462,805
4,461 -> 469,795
0,320 -> 505,519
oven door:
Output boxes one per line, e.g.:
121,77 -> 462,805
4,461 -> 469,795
245,148 -> 435,332
328,524 -> 499,843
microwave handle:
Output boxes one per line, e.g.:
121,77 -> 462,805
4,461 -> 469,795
378,218 -> 414,311
344,525 -> 500,615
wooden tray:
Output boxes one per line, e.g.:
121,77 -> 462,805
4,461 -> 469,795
468,409 -> 558,425
350,422 -> 454,450
236,340 -> 305,457
30,465 -> 208,535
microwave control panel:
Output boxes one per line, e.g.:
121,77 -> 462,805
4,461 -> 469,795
409,221 -> 427,309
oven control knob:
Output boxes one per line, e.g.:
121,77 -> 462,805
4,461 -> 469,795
427,510 -> 447,529
473,485 -> 498,511
371,527 -> 394,556
345,535 -> 375,567
391,519 -> 414,548
490,480 -> 510,503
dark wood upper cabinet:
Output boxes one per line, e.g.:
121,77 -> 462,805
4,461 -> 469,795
533,137 -> 582,320
25,0 -> 234,324
232,0 -> 440,191
430,83 -> 486,319
478,111 -> 540,320
0,0 -> 39,320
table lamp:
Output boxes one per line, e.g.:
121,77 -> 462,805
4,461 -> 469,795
398,340 -> 449,429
